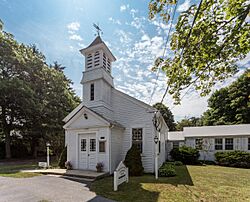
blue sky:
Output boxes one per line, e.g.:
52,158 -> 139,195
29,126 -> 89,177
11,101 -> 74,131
1,0 -> 249,121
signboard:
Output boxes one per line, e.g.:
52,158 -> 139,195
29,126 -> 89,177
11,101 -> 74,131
114,161 -> 129,191
38,162 -> 48,168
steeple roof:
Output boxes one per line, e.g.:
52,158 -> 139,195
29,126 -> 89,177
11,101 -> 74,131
80,36 -> 116,61
86,36 -> 103,48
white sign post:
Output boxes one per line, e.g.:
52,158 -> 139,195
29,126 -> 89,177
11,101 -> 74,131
114,161 -> 129,191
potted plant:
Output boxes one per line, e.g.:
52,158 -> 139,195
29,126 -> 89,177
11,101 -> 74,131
96,162 -> 104,172
65,161 -> 72,170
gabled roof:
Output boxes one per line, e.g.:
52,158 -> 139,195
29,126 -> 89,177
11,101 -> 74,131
63,103 -> 125,129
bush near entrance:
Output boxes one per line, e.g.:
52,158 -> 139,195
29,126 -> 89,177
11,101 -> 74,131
215,151 -> 250,168
170,146 -> 200,165
159,163 -> 176,177
124,144 -> 144,176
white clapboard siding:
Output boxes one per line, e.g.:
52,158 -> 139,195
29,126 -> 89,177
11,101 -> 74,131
112,89 -> 156,172
110,127 -> 124,173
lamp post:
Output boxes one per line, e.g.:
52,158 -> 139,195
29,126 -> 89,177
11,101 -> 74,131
46,142 -> 51,168
154,135 -> 159,179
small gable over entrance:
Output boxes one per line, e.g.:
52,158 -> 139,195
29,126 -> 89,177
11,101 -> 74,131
63,104 -> 110,129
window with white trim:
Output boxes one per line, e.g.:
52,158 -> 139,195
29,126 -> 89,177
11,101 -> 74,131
99,141 -> 105,153
132,128 -> 143,153
173,142 -> 179,149
215,138 -> 223,150
195,138 -> 203,150
90,139 -> 96,152
81,139 -> 86,151
90,83 -> 94,101
225,138 -> 234,150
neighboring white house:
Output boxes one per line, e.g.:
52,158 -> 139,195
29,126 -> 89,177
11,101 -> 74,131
167,124 -> 250,161
63,36 -> 168,174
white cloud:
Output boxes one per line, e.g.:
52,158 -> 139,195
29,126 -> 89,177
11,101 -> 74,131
69,34 -> 83,41
177,0 -> 191,12
120,4 -> 129,12
67,22 -> 80,31
108,17 -> 121,25
130,8 -> 138,17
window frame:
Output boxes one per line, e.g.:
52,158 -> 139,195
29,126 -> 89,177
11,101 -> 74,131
132,128 -> 143,153
90,83 -> 94,101
80,139 -> 86,152
215,138 -> 223,150
248,138 -> 250,150
90,139 -> 96,152
99,141 -> 106,153
195,138 -> 203,150
225,138 -> 234,150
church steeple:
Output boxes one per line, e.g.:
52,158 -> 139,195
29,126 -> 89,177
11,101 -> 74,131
79,36 -> 116,120
80,36 -> 116,74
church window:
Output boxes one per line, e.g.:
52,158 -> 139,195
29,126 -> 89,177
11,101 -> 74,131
94,51 -> 100,67
107,58 -> 111,73
90,83 -> 94,101
132,128 -> 143,153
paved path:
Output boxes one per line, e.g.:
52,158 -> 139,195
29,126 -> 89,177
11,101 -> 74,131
0,175 -> 115,202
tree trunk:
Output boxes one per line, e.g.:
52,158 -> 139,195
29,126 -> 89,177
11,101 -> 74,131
31,138 -> 38,159
5,129 -> 11,159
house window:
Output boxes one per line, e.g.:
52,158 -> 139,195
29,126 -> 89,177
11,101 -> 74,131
225,138 -> 234,150
195,138 -> 203,150
132,128 -> 143,153
81,139 -> 86,151
215,138 -> 223,150
99,141 -> 105,153
90,83 -> 94,101
248,138 -> 250,150
173,142 -> 179,149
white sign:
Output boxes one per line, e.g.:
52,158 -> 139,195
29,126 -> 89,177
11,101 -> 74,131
38,162 -> 48,168
114,161 -> 129,191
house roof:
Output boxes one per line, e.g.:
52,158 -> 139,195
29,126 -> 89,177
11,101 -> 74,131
168,131 -> 185,141
63,103 -> 125,129
183,124 -> 250,137
168,124 -> 250,141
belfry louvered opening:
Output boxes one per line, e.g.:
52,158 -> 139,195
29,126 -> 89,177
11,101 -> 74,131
87,54 -> 93,68
94,51 -> 100,67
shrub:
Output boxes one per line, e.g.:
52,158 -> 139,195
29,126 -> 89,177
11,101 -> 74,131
58,146 -> 67,168
159,164 -> 176,177
163,161 -> 183,166
65,161 -> 72,170
215,151 -> 250,168
124,144 -> 144,176
170,146 -> 200,165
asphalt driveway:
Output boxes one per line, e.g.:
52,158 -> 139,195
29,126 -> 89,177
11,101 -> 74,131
0,175 -> 114,202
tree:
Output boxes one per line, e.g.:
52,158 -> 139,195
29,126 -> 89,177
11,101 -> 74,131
124,144 -> 144,176
176,117 -> 203,131
153,102 -> 176,131
0,23 -> 80,158
202,69 -> 250,125
149,0 -> 250,104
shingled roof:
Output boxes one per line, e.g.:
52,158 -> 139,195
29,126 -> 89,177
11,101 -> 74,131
86,36 -> 103,48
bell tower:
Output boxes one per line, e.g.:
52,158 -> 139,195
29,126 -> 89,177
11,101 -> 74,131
80,35 -> 116,120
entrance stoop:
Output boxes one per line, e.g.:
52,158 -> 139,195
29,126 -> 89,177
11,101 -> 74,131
22,169 -> 109,180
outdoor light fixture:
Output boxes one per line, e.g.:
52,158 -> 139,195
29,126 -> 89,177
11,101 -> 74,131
154,136 -> 159,144
46,142 -> 51,168
46,142 -> 51,147
84,113 -> 88,119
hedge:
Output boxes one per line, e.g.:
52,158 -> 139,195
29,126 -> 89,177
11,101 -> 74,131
215,151 -> 250,168
170,146 -> 200,164
159,164 -> 176,177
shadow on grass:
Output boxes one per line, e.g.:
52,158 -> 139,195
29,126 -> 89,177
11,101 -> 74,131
90,165 -> 193,202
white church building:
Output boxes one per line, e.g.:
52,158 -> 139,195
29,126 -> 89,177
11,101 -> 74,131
63,36 -> 168,174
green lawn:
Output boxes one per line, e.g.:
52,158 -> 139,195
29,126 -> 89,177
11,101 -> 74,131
0,163 -> 41,178
91,165 -> 250,202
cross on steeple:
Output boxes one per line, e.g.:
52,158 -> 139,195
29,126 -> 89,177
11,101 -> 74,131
93,23 -> 103,36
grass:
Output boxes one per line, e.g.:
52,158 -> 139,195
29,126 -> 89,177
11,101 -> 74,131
0,163 -> 41,178
91,165 -> 250,202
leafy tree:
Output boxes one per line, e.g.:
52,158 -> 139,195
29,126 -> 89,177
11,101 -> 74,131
124,144 -> 144,176
0,23 -> 80,158
153,102 -> 176,131
176,117 -> 203,131
202,69 -> 250,125
149,0 -> 250,103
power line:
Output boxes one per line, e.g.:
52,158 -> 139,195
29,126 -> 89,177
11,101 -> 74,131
160,0 -> 204,105
148,1 -> 179,105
